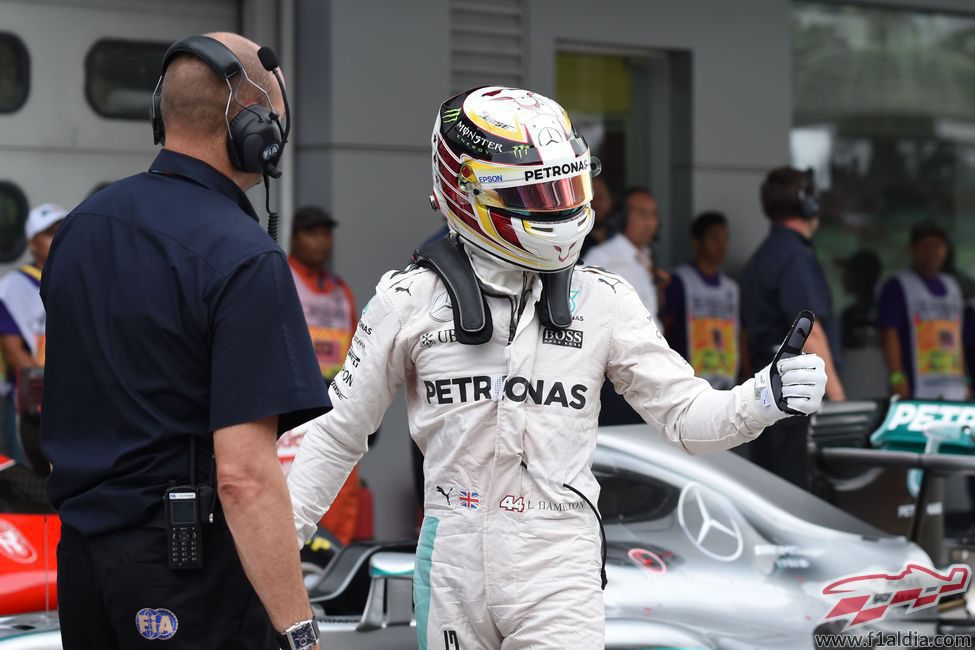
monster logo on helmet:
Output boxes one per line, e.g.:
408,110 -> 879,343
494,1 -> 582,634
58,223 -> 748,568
431,86 -> 599,273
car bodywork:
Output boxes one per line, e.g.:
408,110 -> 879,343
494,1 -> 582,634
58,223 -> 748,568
596,426 -> 941,649
0,455 -> 57,617
0,424 -> 951,649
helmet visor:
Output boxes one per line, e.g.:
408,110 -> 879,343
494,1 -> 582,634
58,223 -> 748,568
492,172 -> 592,212
486,173 -> 593,212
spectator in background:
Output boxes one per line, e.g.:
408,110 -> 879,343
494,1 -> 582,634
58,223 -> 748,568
662,211 -> 743,389
583,186 -> 663,317
580,175 -> 614,257
288,205 -> 363,545
835,248 -> 887,399
837,249 -> 883,350
741,166 -> 845,490
584,187 -> 665,426
877,221 -> 970,401
0,204 -> 66,463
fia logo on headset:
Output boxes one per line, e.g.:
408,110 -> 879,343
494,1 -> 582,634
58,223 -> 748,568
262,143 -> 281,161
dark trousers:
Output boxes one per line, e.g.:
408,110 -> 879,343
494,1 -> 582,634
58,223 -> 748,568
58,521 -> 275,649
745,415 -> 811,491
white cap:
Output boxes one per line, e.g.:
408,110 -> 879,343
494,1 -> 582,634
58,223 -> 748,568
25,204 -> 68,241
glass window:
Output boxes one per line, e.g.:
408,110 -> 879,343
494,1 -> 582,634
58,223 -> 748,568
557,52 -> 648,197
0,182 -> 28,263
793,3 -> 975,328
596,467 -> 679,524
0,32 -> 29,113
85,39 -> 170,120
556,49 -> 693,267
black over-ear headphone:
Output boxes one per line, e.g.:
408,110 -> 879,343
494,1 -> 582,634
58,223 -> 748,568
797,168 -> 820,220
150,35 -> 291,179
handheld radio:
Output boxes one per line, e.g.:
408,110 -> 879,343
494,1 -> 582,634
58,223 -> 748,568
165,485 -> 202,569
164,436 -> 212,570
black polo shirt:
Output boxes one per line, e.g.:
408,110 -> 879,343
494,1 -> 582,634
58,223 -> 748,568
41,150 -> 329,536
741,224 -> 840,370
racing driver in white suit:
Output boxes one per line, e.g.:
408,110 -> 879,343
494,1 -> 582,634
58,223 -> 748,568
287,86 -> 828,650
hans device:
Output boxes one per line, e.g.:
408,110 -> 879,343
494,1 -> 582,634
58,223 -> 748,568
770,310 -> 816,415
165,485 -> 203,570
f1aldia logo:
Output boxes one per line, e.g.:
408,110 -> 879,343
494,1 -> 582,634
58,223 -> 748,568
821,563 -> 971,630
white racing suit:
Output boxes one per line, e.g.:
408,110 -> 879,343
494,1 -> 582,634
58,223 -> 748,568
288,249 -> 787,650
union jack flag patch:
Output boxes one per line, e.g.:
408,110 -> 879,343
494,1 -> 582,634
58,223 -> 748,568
459,490 -> 479,509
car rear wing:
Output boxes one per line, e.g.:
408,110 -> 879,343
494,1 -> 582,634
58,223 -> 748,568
817,447 -> 975,476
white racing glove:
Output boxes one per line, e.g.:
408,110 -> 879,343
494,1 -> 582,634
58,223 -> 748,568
753,353 -> 827,423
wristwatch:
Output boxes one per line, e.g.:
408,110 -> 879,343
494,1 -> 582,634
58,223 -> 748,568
276,619 -> 320,650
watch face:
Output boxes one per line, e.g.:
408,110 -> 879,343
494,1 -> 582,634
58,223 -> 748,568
290,621 -> 319,648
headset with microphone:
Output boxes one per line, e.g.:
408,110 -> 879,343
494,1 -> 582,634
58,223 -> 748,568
760,166 -> 820,221
150,35 -> 291,241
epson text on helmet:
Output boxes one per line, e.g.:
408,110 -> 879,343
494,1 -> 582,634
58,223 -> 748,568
525,159 -> 590,182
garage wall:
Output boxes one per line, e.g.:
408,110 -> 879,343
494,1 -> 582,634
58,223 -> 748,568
294,0 -> 450,538
0,0 -> 240,248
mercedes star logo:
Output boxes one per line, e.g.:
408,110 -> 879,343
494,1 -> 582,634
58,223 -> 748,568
538,127 -> 562,146
677,482 -> 744,562
429,290 -> 454,323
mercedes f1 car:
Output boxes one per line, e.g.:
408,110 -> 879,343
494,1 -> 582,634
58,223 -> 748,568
2,408 -> 967,649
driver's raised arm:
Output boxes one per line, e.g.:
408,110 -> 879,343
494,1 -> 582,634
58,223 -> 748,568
605,277 -> 824,454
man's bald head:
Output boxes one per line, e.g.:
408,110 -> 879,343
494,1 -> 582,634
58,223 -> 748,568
159,32 -> 282,142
